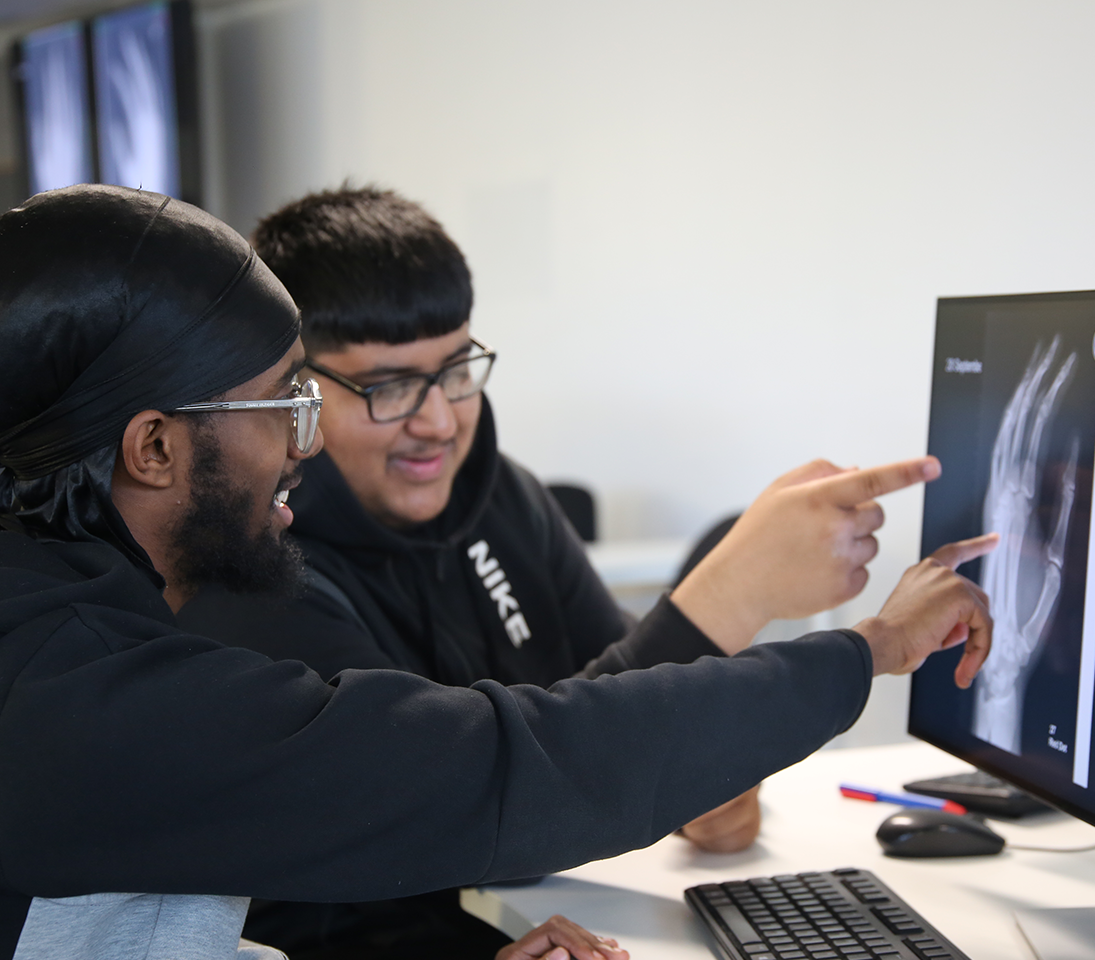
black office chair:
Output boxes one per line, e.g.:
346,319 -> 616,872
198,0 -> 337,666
546,483 -> 597,542
673,513 -> 742,586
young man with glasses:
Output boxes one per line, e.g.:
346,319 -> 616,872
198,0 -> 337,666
177,186 -> 993,959
179,187 -> 755,824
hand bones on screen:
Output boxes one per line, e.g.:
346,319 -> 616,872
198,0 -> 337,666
973,336 -> 1078,754
105,30 -> 171,195
32,40 -> 88,194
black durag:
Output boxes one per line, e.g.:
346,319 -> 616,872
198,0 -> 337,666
0,184 -> 300,580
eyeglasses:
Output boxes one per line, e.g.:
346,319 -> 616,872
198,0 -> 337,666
172,378 -> 323,455
306,337 -> 496,424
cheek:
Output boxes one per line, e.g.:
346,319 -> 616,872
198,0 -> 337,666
454,397 -> 482,448
320,405 -> 402,477
214,416 -> 288,482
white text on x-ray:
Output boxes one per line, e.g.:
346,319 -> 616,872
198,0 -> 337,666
945,357 -> 983,374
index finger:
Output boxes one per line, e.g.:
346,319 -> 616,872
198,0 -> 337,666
954,596 -> 993,690
814,456 -> 942,507
930,533 -> 1000,571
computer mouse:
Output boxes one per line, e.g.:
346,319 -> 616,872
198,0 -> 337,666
876,808 -> 1005,857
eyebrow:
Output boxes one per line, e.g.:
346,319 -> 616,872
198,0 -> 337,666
272,357 -> 307,394
348,340 -> 474,380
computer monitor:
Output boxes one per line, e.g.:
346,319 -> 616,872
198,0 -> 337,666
910,289 -> 1095,956
911,289 -> 1095,822
13,19 -> 96,196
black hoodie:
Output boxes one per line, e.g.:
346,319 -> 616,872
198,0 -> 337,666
180,398 -> 722,683
0,527 -> 873,959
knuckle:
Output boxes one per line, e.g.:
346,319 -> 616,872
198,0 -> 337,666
860,471 -> 884,500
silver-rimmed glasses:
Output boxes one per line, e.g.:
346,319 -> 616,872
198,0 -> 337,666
172,378 -> 323,455
306,337 -> 496,424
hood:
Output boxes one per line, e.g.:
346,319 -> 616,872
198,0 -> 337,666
288,395 -> 500,558
0,532 -> 173,647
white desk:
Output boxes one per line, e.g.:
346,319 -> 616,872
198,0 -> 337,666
463,742 -> 1095,959
584,538 -> 690,591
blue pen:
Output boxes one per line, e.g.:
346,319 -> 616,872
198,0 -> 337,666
839,783 -> 967,815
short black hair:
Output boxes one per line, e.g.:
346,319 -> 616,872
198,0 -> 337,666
252,185 -> 472,352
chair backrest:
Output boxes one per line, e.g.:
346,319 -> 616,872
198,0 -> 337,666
546,484 -> 597,542
673,513 -> 741,586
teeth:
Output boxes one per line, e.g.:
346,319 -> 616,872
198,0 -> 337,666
274,490 -> 289,507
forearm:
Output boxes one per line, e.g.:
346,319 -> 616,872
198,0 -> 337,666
575,595 -> 724,678
4,619 -> 871,904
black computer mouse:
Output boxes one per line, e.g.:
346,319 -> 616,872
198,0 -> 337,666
876,808 -> 1005,858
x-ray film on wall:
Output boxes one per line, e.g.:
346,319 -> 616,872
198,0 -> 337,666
19,21 -> 95,195
912,292 -> 1095,819
92,1 -> 180,198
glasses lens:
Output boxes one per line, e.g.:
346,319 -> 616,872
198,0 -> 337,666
366,351 -> 494,423
292,379 -> 322,453
439,354 -> 494,402
368,375 -> 431,423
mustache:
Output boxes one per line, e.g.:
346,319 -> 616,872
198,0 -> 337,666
276,468 -> 302,495
390,440 -> 455,458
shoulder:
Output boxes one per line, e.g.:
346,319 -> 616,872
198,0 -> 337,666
488,454 -> 558,547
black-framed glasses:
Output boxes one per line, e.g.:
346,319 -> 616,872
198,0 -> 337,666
172,378 -> 323,455
306,337 -> 496,424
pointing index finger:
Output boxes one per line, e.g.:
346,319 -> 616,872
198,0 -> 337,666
930,533 -> 1000,571
814,456 -> 942,508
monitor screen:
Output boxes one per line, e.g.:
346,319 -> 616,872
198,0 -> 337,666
16,20 -> 96,196
91,0 -> 181,198
910,289 -> 1095,826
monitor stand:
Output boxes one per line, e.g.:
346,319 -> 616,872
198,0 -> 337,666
1015,907 -> 1095,959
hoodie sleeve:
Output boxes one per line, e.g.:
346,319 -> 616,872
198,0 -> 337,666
0,596 -> 872,907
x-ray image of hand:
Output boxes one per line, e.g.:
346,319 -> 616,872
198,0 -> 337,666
32,43 -> 89,192
104,31 -> 171,194
973,336 -> 1078,753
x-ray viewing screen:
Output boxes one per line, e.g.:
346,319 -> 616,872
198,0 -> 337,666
19,21 -> 95,196
91,1 -> 181,198
910,290 -> 1095,826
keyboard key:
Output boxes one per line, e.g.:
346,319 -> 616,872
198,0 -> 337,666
713,903 -> 765,945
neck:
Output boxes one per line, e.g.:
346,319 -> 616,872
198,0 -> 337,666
111,480 -> 190,612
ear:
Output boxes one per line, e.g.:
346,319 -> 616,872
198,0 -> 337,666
117,410 -> 185,489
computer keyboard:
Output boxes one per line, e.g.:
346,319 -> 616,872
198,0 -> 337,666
685,868 -> 969,960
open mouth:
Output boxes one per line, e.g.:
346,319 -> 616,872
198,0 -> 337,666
273,487 -> 294,526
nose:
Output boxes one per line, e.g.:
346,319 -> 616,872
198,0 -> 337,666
406,383 -> 457,439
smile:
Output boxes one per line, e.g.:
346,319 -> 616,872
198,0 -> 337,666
390,450 -> 449,482
273,478 -> 299,526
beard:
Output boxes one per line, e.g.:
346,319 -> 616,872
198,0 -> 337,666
170,425 -> 305,595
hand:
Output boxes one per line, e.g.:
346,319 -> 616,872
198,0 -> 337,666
974,336 -> 1077,752
496,915 -> 629,960
679,784 -> 762,853
854,534 -> 999,688
671,456 -> 942,655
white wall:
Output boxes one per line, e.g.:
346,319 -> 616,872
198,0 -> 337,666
196,0 -> 1095,743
